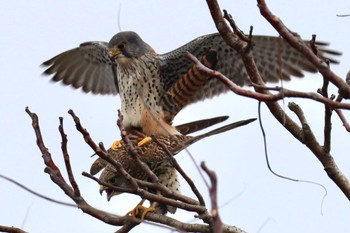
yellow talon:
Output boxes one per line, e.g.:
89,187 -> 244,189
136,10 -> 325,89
126,199 -> 156,220
140,202 -> 156,220
126,199 -> 145,218
111,140 -> 122,151
137,136 -> 152,147
126,205 -> 144,218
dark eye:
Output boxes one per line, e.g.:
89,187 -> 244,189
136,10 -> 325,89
117,43 -> 125,50
108,177 -> 116,184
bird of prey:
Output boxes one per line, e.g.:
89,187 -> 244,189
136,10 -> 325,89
91,115 -> 229,175
92,116 -> 256,218
42,31 -> 340,137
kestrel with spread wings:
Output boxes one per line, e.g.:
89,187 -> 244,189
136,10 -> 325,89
42,31 -> 339,137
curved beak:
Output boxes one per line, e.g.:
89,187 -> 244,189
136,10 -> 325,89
99,185 -> 115,201
99,185 -> 106,195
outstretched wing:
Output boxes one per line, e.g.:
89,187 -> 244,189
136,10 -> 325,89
159,33 -> 340,104
42,41 -> 119,95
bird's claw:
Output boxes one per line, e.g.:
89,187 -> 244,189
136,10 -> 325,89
140,203 -> 156,220
126,200 -> 156,220
111,140 -> 122,151
126,204 -> 143,218
137,136 -> 152,147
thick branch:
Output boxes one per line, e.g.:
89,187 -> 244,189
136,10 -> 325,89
288,103 -> 350,199
0,226 -> 28,233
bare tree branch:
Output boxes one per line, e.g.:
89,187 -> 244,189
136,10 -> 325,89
0,173 -> 76,208
25,107 -> 246,233
25,107 -> 138,226
334,109 -> 350,132
257,0 -> 350,98
201,162 -> 222,233
318,78 -> 332,153
0,225 -> 28,233
151,135 -> 206,207
69,109 -> 206,211
185,52 -> 350,109
205,0 -> 350,201
58,117 -> 81,197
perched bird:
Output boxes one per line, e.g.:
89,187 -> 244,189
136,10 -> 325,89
42,31 -> 340,137
91,115 -> 229,175
92,116 -> 256,218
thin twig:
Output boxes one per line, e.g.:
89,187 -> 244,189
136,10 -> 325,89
0,173 -> 76,208
201,162 -> 222,233
334,109 -> 350,132
83,172 -> 204,213
59,117 -> 81,197
68,109 -> 140,191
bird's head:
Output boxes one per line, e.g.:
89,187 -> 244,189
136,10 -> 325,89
99,167 -> 131,201
108,31 -> 154,65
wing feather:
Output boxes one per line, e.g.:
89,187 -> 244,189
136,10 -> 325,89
159,33 -> 340,104
42,41 -> 118,95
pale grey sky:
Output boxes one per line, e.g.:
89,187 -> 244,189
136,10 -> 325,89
1,0 -> 350,232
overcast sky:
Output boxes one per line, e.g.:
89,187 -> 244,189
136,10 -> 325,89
1,0 -> 350,232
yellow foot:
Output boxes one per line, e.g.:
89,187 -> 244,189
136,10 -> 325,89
126,205 -> 144,218
111,140 -> 122,151
137,136 -> 152,147
126,200 -> 157,220
140,203 -> 156,220
126,199 -> 146,218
